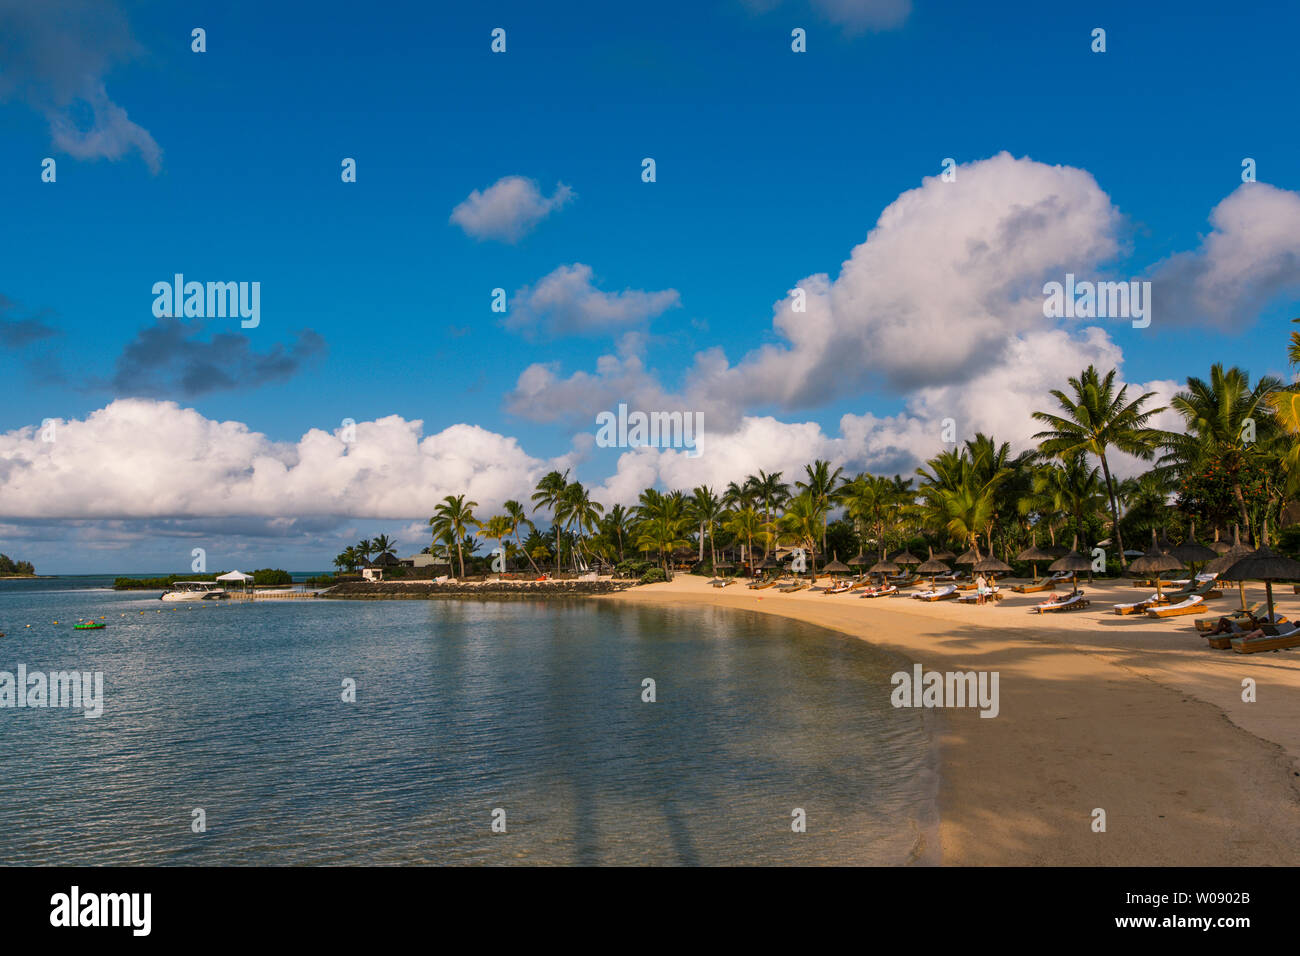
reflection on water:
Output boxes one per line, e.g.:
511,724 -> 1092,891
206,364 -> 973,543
0,582 -> 937,865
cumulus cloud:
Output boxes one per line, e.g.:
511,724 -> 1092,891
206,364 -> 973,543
105,319 -> 326,398
505,263 -> 680,338
0,400 -> 562,520
742,0 -> 912,33
449,175 -> 574,242
507,153 -> 1123,426
0,0 -> 161,171
1148,183 -> 1300,328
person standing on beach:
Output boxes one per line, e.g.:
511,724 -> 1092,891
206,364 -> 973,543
975,573 -> 989,605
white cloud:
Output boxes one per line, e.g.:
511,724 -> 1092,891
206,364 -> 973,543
1149,183 -> 1300,328
0,400 -> 558,520
505,263 -> 680,338
449,175 -> 574,242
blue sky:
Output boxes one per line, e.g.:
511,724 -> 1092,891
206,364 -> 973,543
2,0 -> 1298,572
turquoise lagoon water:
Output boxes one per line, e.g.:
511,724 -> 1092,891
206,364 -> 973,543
0,577 -> 938,865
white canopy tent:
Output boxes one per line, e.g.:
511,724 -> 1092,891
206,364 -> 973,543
215,570 -> 254,592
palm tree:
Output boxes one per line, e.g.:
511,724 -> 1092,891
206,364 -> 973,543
502,499 -> 542,575
429,494 -> 478,578
356,538 -> 374,566
1163,363 -> 1282,536
750,470 -> 788,558
603,503 -> 632,562
531,470 -> 570,571
478,514 -> 512,571
1033,365 -> 1166,569
724,506 -> 764,569
371,534 -> 396,559
797,459 -> 845,554
840,473 -> 899,554
688,485 -> 724,566
557,481 -> 604,570
778,491 -> 827,581
634,489 -> 690,579
1024,453 -> 1105,546
1267,319 -> 1300,494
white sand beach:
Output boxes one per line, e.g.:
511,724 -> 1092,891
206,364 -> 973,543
607,575 -> 1300,865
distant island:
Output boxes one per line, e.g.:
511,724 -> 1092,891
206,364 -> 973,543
0,553 -> 37,578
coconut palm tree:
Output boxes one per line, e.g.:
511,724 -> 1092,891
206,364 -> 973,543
603,503 -> 632,562
478,514 -> 512,571
750,470 -> 788,558
557,481 -> 604,570
1032,365 -> 1166,569
502,500 -> 541,575
778,491 -> 827,581
1163,363 -> 1282,535
356,538 -> 374,565
688,485 -> 724,566
796,459 -> 845,554
531,469 -> 570,571
1024,453 -> 1105,546
371,534 -> 396,559
724,506 -> 765,568
634,489 -> 690,579
429,494 -> 478,578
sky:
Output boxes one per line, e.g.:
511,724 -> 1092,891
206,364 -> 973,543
2,0 -> 1299,573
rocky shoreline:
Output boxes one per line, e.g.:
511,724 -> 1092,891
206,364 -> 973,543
321,579 -> 639,599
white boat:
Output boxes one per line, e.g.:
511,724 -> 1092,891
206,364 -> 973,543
160,581 -> 229,602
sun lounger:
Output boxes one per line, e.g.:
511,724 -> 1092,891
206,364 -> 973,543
1231,623 -> 1300,653
778,581 -> 809,593
858,584 -> 898,598
1145,595 -> 1205,618
1012,579 -> 1054,593
748,577 -> 779,590
822,581 -> 852,594
1046,571 -> 1073,584
912,585 -> 958,602
1113,593 -> 1166,615
849,577 -> 876,590
1033,592 -> 1089,613
957,587 -> 1002,603
711,578 -> 734,588
1195,603 -> 1265,632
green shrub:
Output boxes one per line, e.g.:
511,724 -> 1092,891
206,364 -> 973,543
639,568 -> 667,585
251,568 -> 293,586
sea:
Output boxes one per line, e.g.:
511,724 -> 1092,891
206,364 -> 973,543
0,575 -> 939,865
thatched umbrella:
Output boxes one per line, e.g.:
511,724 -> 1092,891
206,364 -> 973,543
1171,521 -> 1216,570
1127,529 -> 1184,600
891,549 -> 921,566
1205,526 -> 1257,613
1209,528 -> 1231,554
847,551 -> 870,566
973,553 -> 1012,588
933,548 -> 956,561
915,546 -> 951,588
1044,543 -> 1069,558
1047,537 -> 1094,593
823,552 -> 851,576
955,545 -> 980,566
868,550 -> 900,583
1218,532 -> 1300,625
1015,538 -> 1054,582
